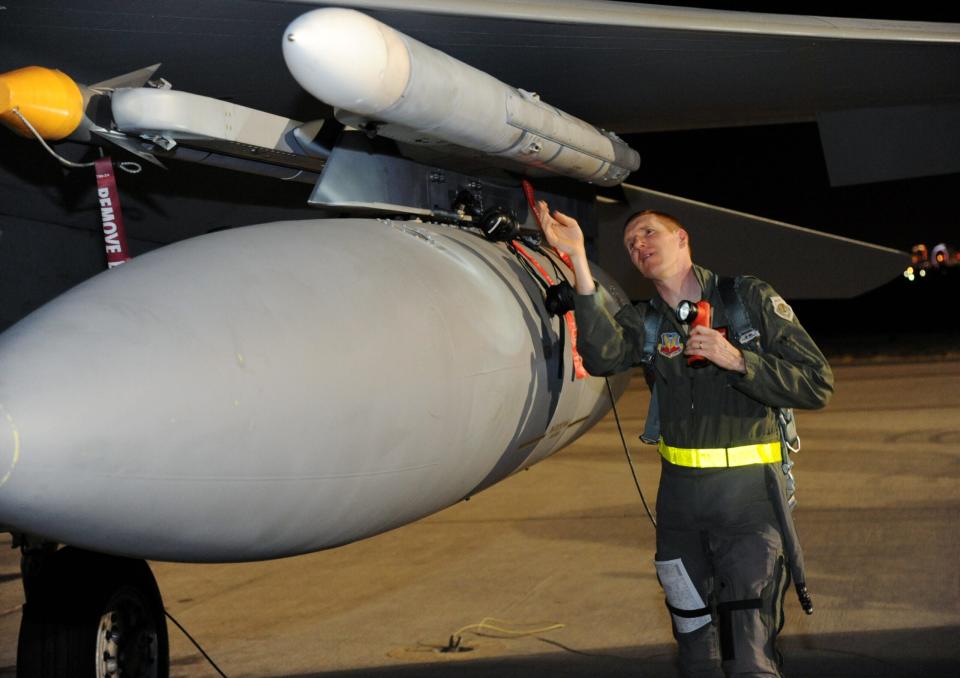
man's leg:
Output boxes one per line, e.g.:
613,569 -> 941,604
656,525 -> 722,678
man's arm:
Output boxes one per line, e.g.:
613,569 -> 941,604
573,291 -> 647,376
537,201 -> 642,376
729,279 -> 834,410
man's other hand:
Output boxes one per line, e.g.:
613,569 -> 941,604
686,325 -> 747,373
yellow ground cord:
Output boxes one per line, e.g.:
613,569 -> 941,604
658,439 -> 781,468
452,617 -> 565,639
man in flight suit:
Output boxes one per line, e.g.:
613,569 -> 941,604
537,203 -> 833,677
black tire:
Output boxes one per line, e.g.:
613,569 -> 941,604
17,547 -> 169,678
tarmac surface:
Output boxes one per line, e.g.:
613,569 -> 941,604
1,358 -> 958,677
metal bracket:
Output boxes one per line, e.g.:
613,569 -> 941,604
310,131 -> 595,227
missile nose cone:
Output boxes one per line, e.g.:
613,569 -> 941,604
282,8 -> 410,115
0,66 -> 83,140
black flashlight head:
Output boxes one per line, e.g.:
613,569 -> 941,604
676,299 -> 698,323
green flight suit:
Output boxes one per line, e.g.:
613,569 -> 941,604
573,264 -> 833,678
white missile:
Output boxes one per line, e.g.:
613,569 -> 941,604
282,8 -> 640,186
0,219 -> 628,562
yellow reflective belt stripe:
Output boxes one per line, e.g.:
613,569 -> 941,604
658,440 -> 781,468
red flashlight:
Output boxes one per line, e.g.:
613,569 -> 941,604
676,299 -> 711,367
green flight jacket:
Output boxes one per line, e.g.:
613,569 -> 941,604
573,265 -> 834,449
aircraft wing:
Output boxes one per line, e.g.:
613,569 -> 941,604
3,1 -> 959,133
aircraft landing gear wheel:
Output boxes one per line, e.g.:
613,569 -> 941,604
17,546 -> 169,678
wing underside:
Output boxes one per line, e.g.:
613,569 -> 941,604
2,1 -> 959,132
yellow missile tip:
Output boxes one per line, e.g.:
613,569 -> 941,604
0,66 -> 83,141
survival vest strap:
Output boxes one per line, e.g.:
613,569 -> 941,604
717,276 -> 801,509
716,276 -> 760,348
639,310 -> 663,444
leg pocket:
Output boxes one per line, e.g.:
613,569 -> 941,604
711,524 -> 784,676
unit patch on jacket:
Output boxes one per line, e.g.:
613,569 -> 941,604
658,332 -> 683,358
770,296 -> 795,321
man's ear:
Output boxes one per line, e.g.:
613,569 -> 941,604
678,228 -> 689,248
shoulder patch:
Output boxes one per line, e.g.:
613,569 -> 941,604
770,296 -> 795,322
658,331 -> 683,358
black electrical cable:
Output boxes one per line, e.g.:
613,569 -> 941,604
505,241 -> 569,380
534,244 -> 565,281
507,242 -> 552,293
604,378 -> 657,529
165,609 -> 230,678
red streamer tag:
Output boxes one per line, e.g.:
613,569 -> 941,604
521,178 -> 574,271
94,157 -> 131,269
566,311 -> 587,380
522,179 -> 541,227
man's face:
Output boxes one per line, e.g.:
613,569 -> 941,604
623,215 -> 688,280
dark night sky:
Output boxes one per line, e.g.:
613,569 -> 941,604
625,123 -> 958,253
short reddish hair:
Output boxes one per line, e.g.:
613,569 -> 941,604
623,210 -> 684,233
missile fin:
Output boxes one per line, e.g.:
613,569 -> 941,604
90,64 -> 163,92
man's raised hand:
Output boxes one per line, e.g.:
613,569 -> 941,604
537,200 -> 596,294
538,201 -> 586,259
